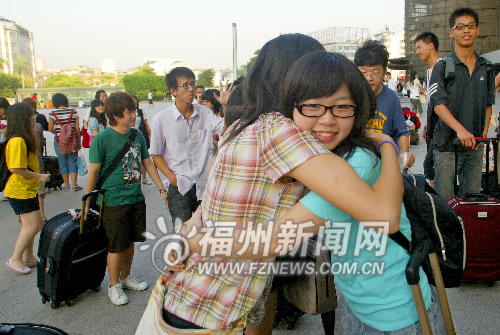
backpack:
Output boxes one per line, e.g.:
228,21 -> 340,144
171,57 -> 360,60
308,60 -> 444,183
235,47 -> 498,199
441,55 -> 494,87
0,136 -> 28,192
390,173 -> 466,288
52,110 -> 79,154
137,109 -> 150,149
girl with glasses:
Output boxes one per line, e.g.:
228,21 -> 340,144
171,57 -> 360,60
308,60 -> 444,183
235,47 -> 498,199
137,36 -> 402,335
185,51 -> 446,334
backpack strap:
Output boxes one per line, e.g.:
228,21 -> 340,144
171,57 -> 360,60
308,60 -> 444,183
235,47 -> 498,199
95,128 -> 138,190
389,231 -> 411,253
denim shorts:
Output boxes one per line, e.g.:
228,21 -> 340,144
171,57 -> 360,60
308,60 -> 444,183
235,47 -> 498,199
341,286 -> 446,334
7,196 -> 40,215
54,141 -> 78,175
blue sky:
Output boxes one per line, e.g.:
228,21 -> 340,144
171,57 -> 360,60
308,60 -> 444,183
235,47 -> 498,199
5,0 -> 405,71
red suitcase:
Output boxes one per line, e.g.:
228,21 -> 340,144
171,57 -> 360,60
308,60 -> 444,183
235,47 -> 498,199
447,138 -> 500,286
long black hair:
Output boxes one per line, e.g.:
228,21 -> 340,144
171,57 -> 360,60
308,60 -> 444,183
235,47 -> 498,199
89,99 -> 106,127
201,89 -> 223,116
223,33 -> 324,145
282,51 -> 377,160
4,102 -> 37,154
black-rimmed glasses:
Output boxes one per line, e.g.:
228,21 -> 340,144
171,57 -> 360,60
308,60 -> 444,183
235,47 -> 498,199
452,23 -> 478,30
295,103 -> 356,118
177,81 -> 196,89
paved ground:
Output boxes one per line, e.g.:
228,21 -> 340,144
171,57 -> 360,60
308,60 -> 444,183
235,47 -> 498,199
1,98 -> 499,334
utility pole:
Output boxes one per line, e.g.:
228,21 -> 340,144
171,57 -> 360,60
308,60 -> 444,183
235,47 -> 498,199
232,23 -> 238,80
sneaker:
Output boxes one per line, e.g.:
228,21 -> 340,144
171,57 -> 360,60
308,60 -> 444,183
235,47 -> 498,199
142,179 -> 152,185
72,185 -> 83,191
121,275 -> 149,291
0,195 -> 8,201
108,283 -> 129,305
63,185 -> 71,191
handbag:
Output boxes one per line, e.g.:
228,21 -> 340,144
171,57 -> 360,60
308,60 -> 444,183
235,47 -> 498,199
419,93 -> 426,104
135,273 -> 246,334
77,154 -> 88,176
282,239 -> 337,315
82,128 -> 90,148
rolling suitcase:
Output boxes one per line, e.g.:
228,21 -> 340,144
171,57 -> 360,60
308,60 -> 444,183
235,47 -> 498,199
37,190 -> 108,309
42,144 -> 63,191
0,323 -> 69,334
447,138 -> 500,286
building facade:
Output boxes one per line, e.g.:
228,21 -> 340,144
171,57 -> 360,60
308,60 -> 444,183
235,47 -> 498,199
0,16 -> 36,82
143,58 -> 190,76
405,0 -> 500,75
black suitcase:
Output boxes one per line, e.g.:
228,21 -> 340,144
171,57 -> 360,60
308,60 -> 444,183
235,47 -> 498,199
0,323 -> 69,334
42,145 -> 63,191
37,190 -> 108,309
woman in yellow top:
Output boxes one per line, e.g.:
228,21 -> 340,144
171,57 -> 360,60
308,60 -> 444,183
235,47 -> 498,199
4,102 -> 50,274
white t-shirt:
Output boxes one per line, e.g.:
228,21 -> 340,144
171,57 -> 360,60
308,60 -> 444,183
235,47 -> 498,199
387,78 -> 397,92
148,92 -> 152,100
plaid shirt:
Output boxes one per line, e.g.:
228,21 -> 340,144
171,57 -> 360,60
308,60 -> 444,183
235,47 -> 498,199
163,112 -> 331,331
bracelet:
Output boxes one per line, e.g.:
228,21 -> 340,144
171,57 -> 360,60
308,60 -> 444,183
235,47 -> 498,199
376,139 -> 400,156
159,189 -> 166,194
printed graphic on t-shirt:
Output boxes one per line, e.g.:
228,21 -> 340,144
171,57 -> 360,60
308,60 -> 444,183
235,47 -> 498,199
365,110 -> 386,134
122,143 -> 142,186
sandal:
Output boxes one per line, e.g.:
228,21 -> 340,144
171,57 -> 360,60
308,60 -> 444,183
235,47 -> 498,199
6,259 -> 31,274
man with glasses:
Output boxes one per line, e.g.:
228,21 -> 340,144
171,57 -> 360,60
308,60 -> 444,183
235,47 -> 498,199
429,7 -> 495,199
150,67 -> 223,229
354,40 -> 414,168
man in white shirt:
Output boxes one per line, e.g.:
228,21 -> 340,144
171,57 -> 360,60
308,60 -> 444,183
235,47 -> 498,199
150,67 -> 223,228
386,72 -> 397,92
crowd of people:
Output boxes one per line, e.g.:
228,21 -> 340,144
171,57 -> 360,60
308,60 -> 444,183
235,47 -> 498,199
2,6 -> 500,335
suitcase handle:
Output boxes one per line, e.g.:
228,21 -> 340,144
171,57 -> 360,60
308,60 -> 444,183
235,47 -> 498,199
405,239 -> 432,285
80,190 -> 106,235
453,137 -> 489,146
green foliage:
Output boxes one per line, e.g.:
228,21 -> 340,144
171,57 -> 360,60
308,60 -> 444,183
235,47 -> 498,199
0,72 -> 21,97
242,49 -> 260,71
14,56 -> 32,89
44,74 -> 86,88
197,69 -> 215,87
135,65 -> 155,74
122,71 -> 166,100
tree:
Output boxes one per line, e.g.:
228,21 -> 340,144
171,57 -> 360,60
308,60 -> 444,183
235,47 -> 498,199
197,69 -> 215,87
241,49 -> 260,73
44,74 -> 86,88
122,71 -> 166,101
0,72 -> 21,97
135,65 -> 155,74
14,55 -> 32,89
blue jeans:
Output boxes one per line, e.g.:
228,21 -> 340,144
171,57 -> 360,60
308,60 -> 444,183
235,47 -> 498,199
434,149 -> 483,199
54,141 -> 78,175
341,287 -> 446,334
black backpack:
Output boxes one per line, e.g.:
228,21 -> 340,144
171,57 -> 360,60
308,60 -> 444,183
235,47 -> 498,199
0,136 -> 27,192
390,173 -> 465,288
137,108 -> 150,149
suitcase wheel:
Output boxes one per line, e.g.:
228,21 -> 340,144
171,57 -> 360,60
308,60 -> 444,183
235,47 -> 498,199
65,299 -> 75,307
42,297 -> 47,304
50,301 -> 60,309
488,281 -> 495,287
